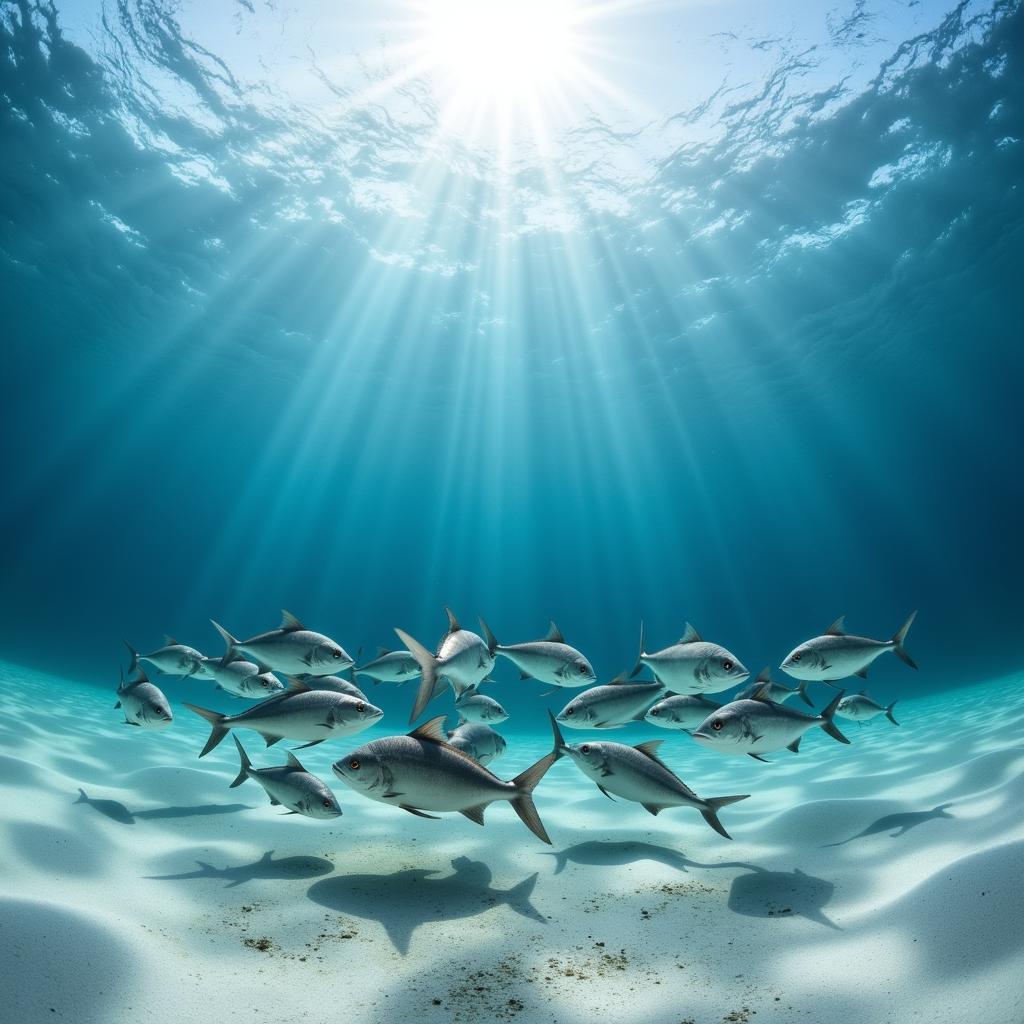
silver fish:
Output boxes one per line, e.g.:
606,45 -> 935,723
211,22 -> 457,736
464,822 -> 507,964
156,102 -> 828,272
230,737 -> 341,818
184,679 -> 383,757
331,714 -> 561,843
836,691 -> 899,726
691,685 -> 850,759
480,619 -> 595,690
734,667 -> 812,707
397,607 -> 496,722
197,657 -> 283,699
124,637 -> 203,677
551,715 -> 748,839
644,693 -> 722,732
453,689 -> 508,725
780,612 -> 917,684
294,673 -> 368,701
211,610 -> 353,676
354,647 -> 421,684
446,720 -> 507,767
555,676 -> 664,730
630,622 -> 749,694
115,668 -> 173,729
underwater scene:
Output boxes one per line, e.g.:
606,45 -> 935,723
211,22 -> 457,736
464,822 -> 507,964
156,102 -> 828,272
1,1 -> 1023,1022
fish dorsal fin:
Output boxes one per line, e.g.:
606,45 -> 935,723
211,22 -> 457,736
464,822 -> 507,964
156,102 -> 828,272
377,646 -> 391,657
545,621 -> 565,644
755,666 -> 772,684
280,609 -> 305,632
285,676 -> 312,694
678,623 -> 702,644
608,673 -> 632,685
750,683 -> 774,702
634,739 -> 667,765
163,634 -> 179,647
285,751 -> 307,771
130,667 -> 150,685
444,606 -> 461,633
409,716 -> 449,744
825,615 -> 846,636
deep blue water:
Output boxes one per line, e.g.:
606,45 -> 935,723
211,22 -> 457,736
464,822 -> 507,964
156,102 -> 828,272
1,0 -> 1022,730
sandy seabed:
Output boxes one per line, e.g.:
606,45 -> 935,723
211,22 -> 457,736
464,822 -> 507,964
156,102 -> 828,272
0,659 -> 1022,1024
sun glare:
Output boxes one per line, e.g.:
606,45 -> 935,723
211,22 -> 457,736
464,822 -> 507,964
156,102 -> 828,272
405,0 -> 590,138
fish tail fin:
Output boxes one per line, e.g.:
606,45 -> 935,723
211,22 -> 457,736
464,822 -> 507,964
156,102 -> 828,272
819,691 -> 851,744
478,616 -> 497,656
797,681 -> 814,707
885,700 -> 900,726
122,640 -> 140,677
891,611 -> 917,669
510,714 -> 565,845
230,735 -> 251,788
210,620 -> 239,665
629,620 -> 645,678
395,627 -> 438,724
509,791 -> 551,845
699,794 -> 749,839
183,703 -> 230,757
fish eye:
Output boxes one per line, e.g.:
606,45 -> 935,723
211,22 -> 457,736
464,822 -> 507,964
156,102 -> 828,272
723,660 -> 734,671
261,679 -> 272,687
151,705 -> 163,715
578,664 -> 588,674
349,759 -> 360,770
322,799 -> 334,808
566,707 -> 574,715
355,702 -> 365,713
793,653 -> 802,662
580,744 -> 591,754
712,720 -> 723,731
650,708 -> 660,717
332,650 -> 341,659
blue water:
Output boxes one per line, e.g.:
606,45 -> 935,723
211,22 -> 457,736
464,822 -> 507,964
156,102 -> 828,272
1,1 -> 1022,716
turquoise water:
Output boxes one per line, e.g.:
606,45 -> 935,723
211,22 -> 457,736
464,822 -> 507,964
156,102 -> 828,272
2,2 -> 1023,1021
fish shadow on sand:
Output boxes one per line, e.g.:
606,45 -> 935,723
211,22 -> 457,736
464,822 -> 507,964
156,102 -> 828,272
306,856 -> 546,955
147,850 -> 335,888
74,788 -> 250,825
540,840 -> 694,875
727,865 -> 840,930
821,804 -> 955,847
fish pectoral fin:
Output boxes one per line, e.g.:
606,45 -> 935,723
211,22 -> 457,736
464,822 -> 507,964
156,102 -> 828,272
596,784 -> 616,802
599,766 -> 615,778
787,738 -> 802,753
519,671 -> 532,680
268,796 -> 281,806
854,668 -> 869,679
281,810 -> 299,815
291,739 -> 326,750
642,803 -> 667,816
124,720 -> 140,727
400,805 -> 441,820
747,753 -> 771,762
260,733 -> 282,748
114,701 -> 121,709
382,791 -> 404,799
537,688 -> 560,698
461,804 -> 487,826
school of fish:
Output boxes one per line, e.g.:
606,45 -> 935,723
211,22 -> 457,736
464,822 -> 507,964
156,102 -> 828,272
119,607 -> 917,843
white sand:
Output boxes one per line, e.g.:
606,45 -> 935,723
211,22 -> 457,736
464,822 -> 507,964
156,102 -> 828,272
1,659 -> 1022,1024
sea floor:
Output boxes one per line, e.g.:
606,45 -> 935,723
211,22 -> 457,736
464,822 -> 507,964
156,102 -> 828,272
1,660 -> 1022,1024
